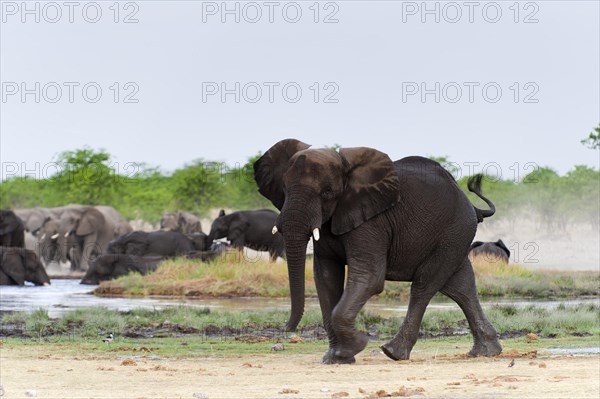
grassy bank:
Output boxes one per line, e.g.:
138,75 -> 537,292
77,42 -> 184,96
94,253 -> 600,299
2,303 -> 598,343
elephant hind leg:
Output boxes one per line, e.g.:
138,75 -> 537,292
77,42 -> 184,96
381,283 -> 438,361
381,254 -> 463,361
440,258 -> 502,357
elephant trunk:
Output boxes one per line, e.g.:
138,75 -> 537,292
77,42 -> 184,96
282,234 -> 308,332
57,233 -> 69,263
279,197 -> 322,332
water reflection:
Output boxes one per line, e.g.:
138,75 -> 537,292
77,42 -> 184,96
0,279 -> 597,318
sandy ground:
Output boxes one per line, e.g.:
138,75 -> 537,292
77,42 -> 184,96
1,345 -> 599,399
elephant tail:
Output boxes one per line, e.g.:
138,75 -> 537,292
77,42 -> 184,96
467,174 -> 496,223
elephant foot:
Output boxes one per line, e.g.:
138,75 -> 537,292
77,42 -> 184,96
468,339 -> 502,357
333,332 -> 368,359
380,340 -> 411,361
322,349 -> 356,365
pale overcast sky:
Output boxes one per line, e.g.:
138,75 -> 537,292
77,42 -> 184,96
1,1 -> 599,180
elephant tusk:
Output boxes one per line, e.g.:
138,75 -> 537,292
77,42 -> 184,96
51,233 -> 59,240
43,282 -> 50,286
312,228 -> 320,242
64,231 -> 70,237
272,226 -> 278,235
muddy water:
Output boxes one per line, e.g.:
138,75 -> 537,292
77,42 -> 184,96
1,279 -> 597,318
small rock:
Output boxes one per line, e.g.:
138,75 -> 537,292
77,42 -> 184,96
331,392 -> 349,398
320,388 -> 330,392
193,392 -> 208,399
271,344 -> 285,351
0,385 -> 4,396
121,359 -> 137,366
25,390 -> 37,397
288,336 -> 303,344
369,349 -> 382,356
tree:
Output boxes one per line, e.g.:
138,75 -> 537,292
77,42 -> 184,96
581,124 -> 600,150
52,147 -> 122,205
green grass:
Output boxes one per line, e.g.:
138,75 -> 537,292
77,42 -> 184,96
2,304 -> 598,358
94,253 -> 600,300
2,303 -> 598,341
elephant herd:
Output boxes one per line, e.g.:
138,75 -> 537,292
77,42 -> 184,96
0,203 -> 510,288
0,205 -> 289,286
1,138 -> 519,364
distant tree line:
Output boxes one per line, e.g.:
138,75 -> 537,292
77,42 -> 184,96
1,147 -> 598,233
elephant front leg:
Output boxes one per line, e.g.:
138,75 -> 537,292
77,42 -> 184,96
313,256 -> 347,364
329,260 -> 386,360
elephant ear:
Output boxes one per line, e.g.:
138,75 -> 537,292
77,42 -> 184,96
254,139 -> 311,210
331,147 -> 401,235
470,241 -> 484,251
495,239 -> 511,258
76,208 -> 105,236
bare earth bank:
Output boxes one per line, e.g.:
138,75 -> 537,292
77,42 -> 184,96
1,346 -> 599,399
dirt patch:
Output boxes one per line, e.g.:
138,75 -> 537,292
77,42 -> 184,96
1,346 -> 598,398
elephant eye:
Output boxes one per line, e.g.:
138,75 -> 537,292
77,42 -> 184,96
321,189 -> 335,200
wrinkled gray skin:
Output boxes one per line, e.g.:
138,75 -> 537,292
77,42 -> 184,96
254,139 -> 502,364
207,209 -> 285,261
56,205 -> 123,271
0,246 -> 50,286
469,240 -> 511,264
160,211 -> 203,235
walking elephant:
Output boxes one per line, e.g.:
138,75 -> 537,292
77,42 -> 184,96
206,209 -> 285,261
0,246 -> 50,285
469,240 -> 510,264
160,211 -> 203,234
0,210 -> 25,248
253,139 -> 502,364
81,253 -> 163,285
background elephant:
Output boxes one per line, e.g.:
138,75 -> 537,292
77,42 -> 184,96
14,207 -> 53,235
469,240 -> 511,264
107,231 -> 200,257
80,253 -> 163,285
0,209 -> 25,248
56,205 -> 124,271
0,246 -> 50,285
114,220 -> 134,237
254,139 -> 501,364
161,211 -> 203,234
206,209 -> 285,261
